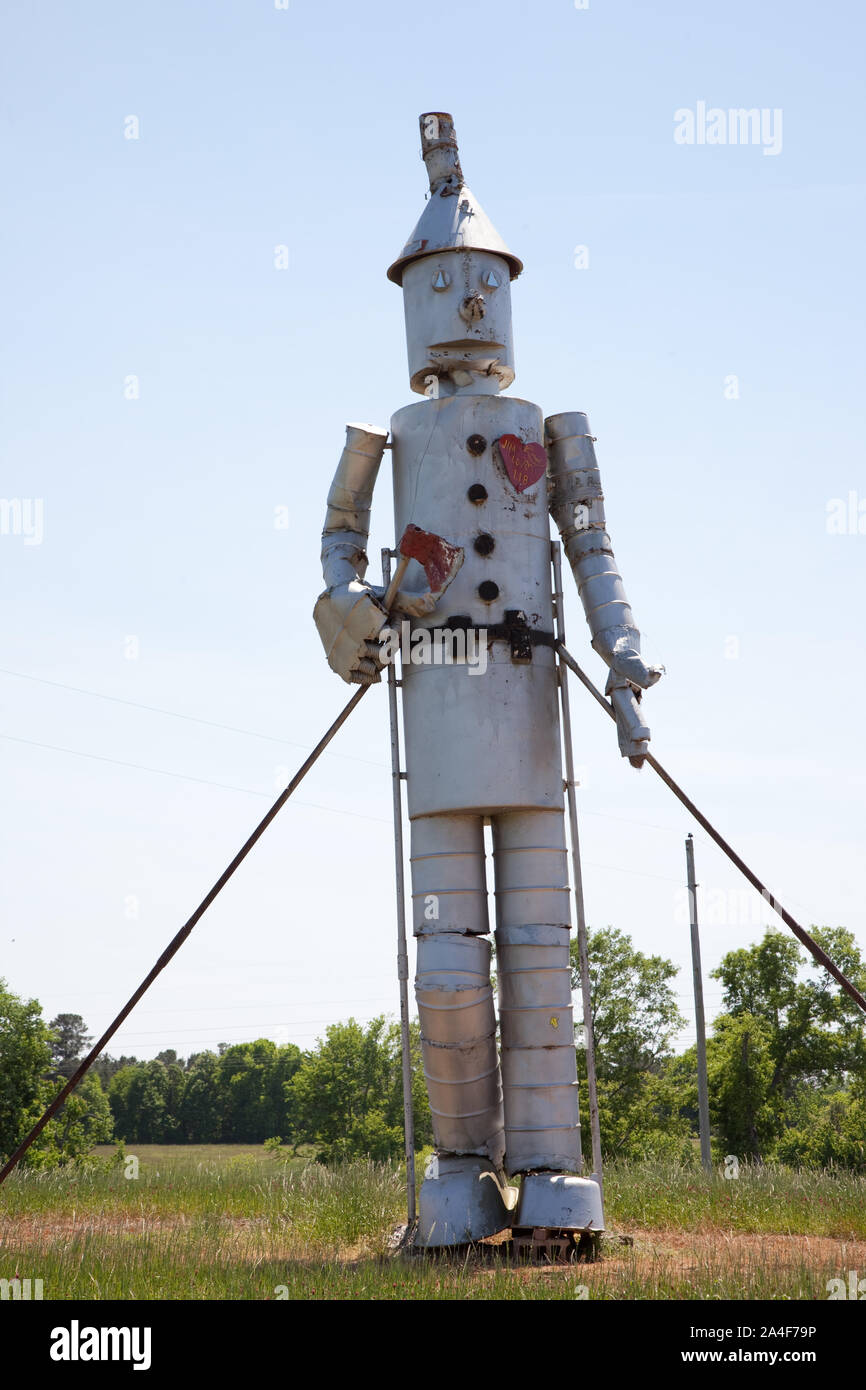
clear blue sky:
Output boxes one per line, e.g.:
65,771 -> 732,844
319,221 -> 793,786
2,0 -> 864,1060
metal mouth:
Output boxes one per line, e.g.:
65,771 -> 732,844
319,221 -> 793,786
430,340 -> 506,354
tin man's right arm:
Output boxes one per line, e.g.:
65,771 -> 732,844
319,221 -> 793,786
546,411 -> 663,766
313,423 -> 391,686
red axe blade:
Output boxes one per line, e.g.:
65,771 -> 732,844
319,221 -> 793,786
398,523 -> 464,598
382,525 -> 464,613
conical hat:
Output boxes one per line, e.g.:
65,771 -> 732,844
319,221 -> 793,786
387,113 -> 523,286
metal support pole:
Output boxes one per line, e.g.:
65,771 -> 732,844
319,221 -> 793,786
382,548 -> 416,1226
551,542 -> 604,1210
0,680 -> 371,1186
686,833 -> 712,1172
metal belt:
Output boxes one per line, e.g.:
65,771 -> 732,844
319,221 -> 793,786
444,610 -> 555,662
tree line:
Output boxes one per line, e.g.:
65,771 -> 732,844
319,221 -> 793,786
1,922 -> 864,1171
574,924 -> 866,1170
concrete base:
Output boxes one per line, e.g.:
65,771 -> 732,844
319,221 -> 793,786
417,1157 -> 518,1247
515,1173 -> 604,1232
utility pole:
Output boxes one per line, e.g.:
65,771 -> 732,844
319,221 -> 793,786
685,833 -> 712,1172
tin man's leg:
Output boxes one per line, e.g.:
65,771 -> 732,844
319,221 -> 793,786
493,808 -> 604,1232
411,812 -> 513,1246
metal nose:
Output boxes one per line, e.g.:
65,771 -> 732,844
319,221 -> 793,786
459,292 -> 486,324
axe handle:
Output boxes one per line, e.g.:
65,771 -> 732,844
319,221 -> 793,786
382,552 -> 410,612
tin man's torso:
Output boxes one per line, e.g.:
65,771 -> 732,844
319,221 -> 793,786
390,393 -> 565,820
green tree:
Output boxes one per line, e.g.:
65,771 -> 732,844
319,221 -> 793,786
571,927 -> 689,1159
216,1040 -> 302,1142
0,979 -> 56,1161
107,1064 -> 137,1141
180,1051 -> 223,1142
712,927 -> 866,1099
108,1059 -> 182,1142
708,926 -> 866,1160
92,1054 -> 139,1089
775,1089 -> 866,1172
48,1014 -> 92,1078
28,1073 -> 114,1167
705,1012 -> 777,1159
0,981 -> 113,1166
290,1016 -> 430,1163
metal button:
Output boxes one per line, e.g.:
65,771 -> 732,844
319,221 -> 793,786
467,483 -> 488,503
478,581 -> 499,602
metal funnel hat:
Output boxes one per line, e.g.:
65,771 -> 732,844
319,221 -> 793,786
387,113 -> 523,286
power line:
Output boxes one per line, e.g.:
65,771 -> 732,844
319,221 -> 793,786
37,986 -> 400,1010
3,728 -> 686,878
2,672 -> 844,927
0,732 -> 391,825
88,997 -> 399,1026
102,1015 -> 397,1038
0,667 -> 387,770
581,859 -> 683,885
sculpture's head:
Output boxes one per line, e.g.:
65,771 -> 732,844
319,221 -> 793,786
387,113 -> 522,398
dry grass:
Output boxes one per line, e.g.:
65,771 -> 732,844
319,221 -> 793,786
1,1149 -> 862,1300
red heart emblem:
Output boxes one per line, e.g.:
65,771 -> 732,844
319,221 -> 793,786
497,434 -> 548,493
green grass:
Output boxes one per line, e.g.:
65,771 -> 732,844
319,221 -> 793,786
603,1157 -> 866,1239
1,1148 -> 864,1300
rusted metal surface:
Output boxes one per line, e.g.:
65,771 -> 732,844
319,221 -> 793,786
387,112 -> 522,288
511,1227 -> 601,1264
397,523 -> 464,598
316,112 -> 647,1244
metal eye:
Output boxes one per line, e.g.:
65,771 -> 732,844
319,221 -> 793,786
432,269 -> 451,292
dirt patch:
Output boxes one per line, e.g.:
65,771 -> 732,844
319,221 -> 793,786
608,1229 -> 866,1273
0,1214 -> 193,1242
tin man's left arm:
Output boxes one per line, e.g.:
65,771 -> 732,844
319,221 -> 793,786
546,411 -> 663,766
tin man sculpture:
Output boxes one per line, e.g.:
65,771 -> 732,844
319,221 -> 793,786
314,113 -> 663,1245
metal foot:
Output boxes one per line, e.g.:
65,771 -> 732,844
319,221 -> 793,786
514,1172 -> 604,1232
417,1156 -> 516,1248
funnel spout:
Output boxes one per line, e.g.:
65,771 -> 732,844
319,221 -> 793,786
419,112 -> 464,193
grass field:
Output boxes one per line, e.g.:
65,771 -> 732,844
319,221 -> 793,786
1,1146 -> 863,1300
